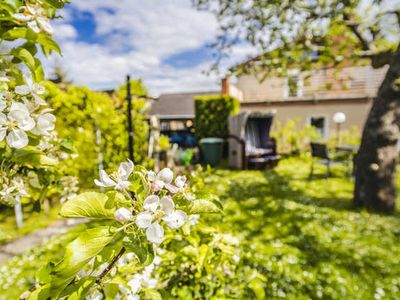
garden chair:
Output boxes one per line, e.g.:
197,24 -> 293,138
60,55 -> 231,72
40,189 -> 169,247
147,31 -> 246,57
228,112 -> 280,169
309,142 -> 350,178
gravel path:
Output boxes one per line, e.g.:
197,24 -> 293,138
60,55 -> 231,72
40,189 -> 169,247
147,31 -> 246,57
0,218 -> 85,265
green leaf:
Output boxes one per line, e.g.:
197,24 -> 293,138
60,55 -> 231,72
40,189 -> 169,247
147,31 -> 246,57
11,147 -> 58,168
28,284 -> 50,300
123,233 -> 154,265
11,47 -> 35,71
248,277 -> 266,300
195,192 -> 223,210
3,27 -> 37,41
144,288 -> 163,300
50,226 -> 117,296
47,0 -> 66,9
189,199 -> 221,214
60,192 -> 116,219
37,33 -> 61,56
60,276 -> 96,300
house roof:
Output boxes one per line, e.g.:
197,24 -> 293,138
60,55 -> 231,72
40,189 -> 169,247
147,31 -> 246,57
150,91 -> 219,118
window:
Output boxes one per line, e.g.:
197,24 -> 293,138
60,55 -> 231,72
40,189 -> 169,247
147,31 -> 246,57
308,116 -> 328,138
284,73 -> 303,98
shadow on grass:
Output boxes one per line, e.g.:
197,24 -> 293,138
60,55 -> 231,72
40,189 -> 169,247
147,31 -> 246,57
218,159 -> 400,298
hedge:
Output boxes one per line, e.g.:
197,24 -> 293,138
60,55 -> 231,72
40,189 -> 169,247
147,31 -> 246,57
194,95 -> 239,140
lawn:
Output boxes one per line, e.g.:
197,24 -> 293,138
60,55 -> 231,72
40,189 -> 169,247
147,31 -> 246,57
1,157 -> 400,299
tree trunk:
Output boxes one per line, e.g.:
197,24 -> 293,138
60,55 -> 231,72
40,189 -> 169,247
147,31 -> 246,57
354,47 -> 400,213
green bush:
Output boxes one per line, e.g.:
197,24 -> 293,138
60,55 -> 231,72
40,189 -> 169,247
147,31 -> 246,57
194,95 -> 239,140
44,81 -> 149,188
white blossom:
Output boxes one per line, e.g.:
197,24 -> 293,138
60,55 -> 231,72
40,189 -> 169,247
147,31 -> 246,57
163,210 -> 187,229
31,108 -> 56,136
147,168 -> 177,192
146,222 -> 164,244
94,159 -> 134,190
128,274 -> 143,294
135,212 -> 153,229
13,4 -> 53,35
0,102 -> 35,148
15,78 -> 47,106
139,195 -> 187,243
114,207 -> 133,223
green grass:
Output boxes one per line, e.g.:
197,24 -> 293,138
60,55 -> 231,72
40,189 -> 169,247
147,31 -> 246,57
0,157 -> 399,299
204,157 -> 400,299
0,205 -> 61,244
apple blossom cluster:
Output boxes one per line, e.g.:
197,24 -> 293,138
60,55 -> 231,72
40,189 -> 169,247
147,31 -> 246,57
0,75 -> 56,149
12,3 -> 54,35
95,160 -> 200,245
0,175 -> 29,206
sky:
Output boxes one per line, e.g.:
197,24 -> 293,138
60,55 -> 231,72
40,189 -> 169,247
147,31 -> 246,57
47,0 -> 258,96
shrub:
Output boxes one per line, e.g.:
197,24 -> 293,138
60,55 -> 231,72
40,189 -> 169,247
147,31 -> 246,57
272,119 -> 321,155
194,95 -> 239,140
44,82 -> 149,188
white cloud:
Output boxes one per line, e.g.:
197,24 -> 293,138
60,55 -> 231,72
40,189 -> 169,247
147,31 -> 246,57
45,0 -> 257,96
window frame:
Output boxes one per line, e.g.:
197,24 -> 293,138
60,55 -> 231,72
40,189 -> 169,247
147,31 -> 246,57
306,115 -> 329,139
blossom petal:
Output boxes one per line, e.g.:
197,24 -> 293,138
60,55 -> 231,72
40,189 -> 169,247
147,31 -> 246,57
165,183 -> 179,194
163,210 -> 187,229
175,176 -> 187,188
12,13 -> 34,22
136,212 -> 153,229
28,21 -> 40,33
160,196 -> 175,215
0,113 -> 6,125
143,195 -> 160,212
6,129 -> 28,149
0,128 -> 6,142
128,274 -> 143,294
0,100 -> 6,112
146,222 -> 164,244
94,170 -> 116,187
37,17 -> 53,35
118,159 -> 134,181
114,207 -> 133,223
14,85 -> 30,95
115,180 -> 131,191
157,168 -> 173,184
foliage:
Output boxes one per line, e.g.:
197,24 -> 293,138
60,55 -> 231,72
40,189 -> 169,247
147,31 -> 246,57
43,82 -> 149,188
272,119 -> 321,155
23,160 -> 220,299
2,158 -> 400,299
158,134 -> 171,152
194,0 -> 399,75
272,120 -> 361,155
194,95 -> 239,140
0,0 -> 69,208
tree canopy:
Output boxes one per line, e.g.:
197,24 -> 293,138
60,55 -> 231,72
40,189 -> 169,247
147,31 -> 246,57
194,0 -> 399,76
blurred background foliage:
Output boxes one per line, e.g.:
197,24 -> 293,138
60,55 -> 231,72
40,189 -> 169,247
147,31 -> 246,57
43,80 -> 149,189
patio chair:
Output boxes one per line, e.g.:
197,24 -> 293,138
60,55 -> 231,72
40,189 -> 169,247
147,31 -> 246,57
309,142 -> 350,178
228,112 -> 280,169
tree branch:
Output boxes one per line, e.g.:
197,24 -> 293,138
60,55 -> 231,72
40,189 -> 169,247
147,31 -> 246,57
345,23 -> 370,51
95,247 -> 126,285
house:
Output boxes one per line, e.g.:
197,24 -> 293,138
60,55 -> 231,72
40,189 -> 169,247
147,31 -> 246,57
149,91 -> 218,147
222,64 -> 387,139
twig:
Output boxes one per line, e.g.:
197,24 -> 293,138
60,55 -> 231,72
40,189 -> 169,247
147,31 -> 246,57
96,247 -> 126,284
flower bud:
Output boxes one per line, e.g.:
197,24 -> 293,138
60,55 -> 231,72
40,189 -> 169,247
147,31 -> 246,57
114,207 -> 133,223
157,168 -> 173,184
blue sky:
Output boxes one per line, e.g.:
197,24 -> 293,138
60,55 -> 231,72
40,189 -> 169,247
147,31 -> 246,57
47,0 -> 257,96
